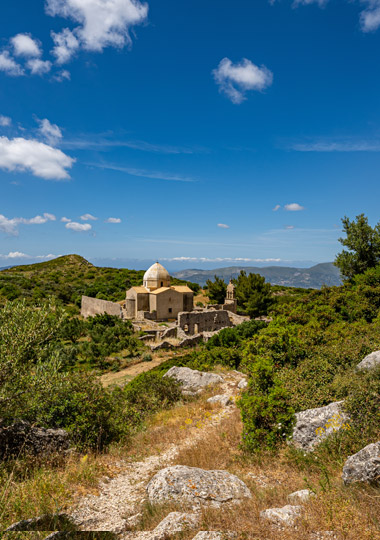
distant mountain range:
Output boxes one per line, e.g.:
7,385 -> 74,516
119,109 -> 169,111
173,263 -> 342,289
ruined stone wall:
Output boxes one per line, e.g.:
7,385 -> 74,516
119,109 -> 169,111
178,310 -> 232,335
81,296 -> 122,319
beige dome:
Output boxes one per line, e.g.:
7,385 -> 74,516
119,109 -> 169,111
143,262 -> 170,291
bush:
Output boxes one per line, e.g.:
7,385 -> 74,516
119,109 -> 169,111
238,357 -> 295,452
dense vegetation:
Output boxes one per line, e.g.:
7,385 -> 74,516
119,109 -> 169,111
0,254 -> 199,309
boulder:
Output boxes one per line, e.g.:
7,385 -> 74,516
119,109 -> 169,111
152,512 -> 199,538
357,351 -> 380,371
260,504 -> 302,527
0,420 -> 70,459
207,394 -> 233,407
147,465 -> 251,507
164,367 -> 224,394
342,441 -> 380,485
288,489 -> 315,503
291,401 -> 349,452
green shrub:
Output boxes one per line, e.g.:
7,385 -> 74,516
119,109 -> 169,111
238,357 -> 295,452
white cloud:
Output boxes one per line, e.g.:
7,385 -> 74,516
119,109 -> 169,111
11,34 -> 42,57
0,136 -> 75,180
217,223 -> 230,229
163,257 -> 283,263
80,213 -> 97,221
46,0 -> 148,63
0,252 -> 56,260
213,57 -> 273,104
65,221 -> 92,231
51,28 -> 80,64
88,162 -> 195,182
290,139 -> 380,152
273,204 -> 281,211
285,225 -> 295,229
284,203 -> 305,211
105,217 -> 121,223
27,58 -> 52,75
0,51 -> 24,76
61,216 -> 71,222
0,115 -> 11,127
54,69 -> 71,82
293,0 -> 328,6
38,118 -> 63,145
0,213 -> 56,235
361,1 -> 380,32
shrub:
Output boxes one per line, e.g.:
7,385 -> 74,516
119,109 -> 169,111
238,357 -> 295,452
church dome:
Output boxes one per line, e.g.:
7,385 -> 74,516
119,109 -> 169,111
143,262 -> 170,290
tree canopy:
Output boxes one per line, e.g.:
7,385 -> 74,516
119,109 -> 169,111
234,271 -> 273,318
334,214 -> 380,280
206,275 -> 227,304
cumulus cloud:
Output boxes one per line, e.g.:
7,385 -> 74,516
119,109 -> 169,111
51,28 -> 80,64
53,69 -> 71,82
0,213 -> 56,235
105,217 -> 121,223
217,223 -> 230,229
46,0 -> 148,63
80,213 -> 97,221
284,203 -> 305,211
11,33 -> 42,57
273,204 -> 281,211
213,57 -> 273,104
0,115 -> 11,127
27,58 -> 52,75
65,221 -> 92,231
361,1 -> 380,32
38,118 -> 63,145
0,51 -> 24,76
61,216 -> 71,222
0,136 -> 75,180
0,252 -> 56,260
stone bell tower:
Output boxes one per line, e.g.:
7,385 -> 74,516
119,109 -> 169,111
224,279 -> 237,313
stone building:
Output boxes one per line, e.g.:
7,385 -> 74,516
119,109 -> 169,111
125,262 -> 194,320
224,279 -> 237,313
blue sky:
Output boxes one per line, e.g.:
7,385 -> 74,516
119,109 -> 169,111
1,0 -> 380,270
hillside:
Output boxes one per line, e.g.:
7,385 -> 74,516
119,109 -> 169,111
173,262 -> 342,289
0,254 -> 199,307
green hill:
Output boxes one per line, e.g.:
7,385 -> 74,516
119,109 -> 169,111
0,255 -> 199,308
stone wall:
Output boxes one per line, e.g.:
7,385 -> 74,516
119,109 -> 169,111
178,310 -> 232,335
81,296 -> 123,319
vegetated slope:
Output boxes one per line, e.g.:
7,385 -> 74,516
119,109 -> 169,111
0,254 -> 199,307
173,262 -> 342,289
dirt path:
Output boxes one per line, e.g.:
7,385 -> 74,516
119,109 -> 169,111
100,352 -> 175,387
70,372 -> 243,534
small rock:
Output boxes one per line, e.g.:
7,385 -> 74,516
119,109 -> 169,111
357,350 -> 380,371
152,512 -> 199,537
342,441 -> 380,485
164,367 -> 224,394
147,465 -> 251,507
288,488 -> 315,503
310,532 -> 337,540
260,505 -> 302,527
125,512 -> 142,528
237,379 -> 248,390
192,533 -> 236,539
291,401 -> 349,452
207,394 -> 233,406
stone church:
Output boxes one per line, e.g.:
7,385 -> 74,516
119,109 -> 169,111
125,262 -> 194,320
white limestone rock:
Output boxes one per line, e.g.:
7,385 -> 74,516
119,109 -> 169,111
146,465 -> 251,507
260,504 -> 302,527
237,378 -> 248,390
207,394 -> 233,406
357,350 -> 380,371
288,488 -> 315,503
152,511 -> 199,537
164,366 -> 224,394
291,401 -> 349,452
193,533 -> 236,539
342,441 -> 380,485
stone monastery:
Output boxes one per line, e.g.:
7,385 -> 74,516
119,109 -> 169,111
125,262 -> 194,320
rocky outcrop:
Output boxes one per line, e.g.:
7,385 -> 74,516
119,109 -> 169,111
288,489 -> 315,503
164,367 -> 224,395
357,351 -> 380,371
0,420 -> 70,459
260,504 -> 302,527
193,533 -> 236,539
152,511 -> 199,538
291,401 -> 349,452
237,378 -> 248,390
146,465 -> 251,507
207,394 -> 233,406
342,441 -> 380,485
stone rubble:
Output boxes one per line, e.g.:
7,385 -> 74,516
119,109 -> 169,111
342,441 -> 380,485
288,488 -> 315,503
207,394 -> 233,406
260,504 -> 302,527
164,366 -> 224,394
